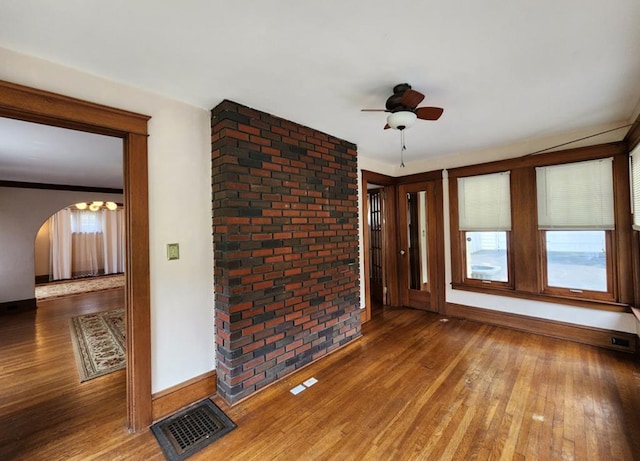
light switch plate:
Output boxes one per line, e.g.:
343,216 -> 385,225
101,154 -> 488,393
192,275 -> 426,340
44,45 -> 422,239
167,243 -> 180,260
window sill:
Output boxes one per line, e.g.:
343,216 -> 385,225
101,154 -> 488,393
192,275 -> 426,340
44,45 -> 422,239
450,282 -> 631,313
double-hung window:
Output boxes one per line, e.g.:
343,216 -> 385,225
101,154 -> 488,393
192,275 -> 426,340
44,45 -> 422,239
457,172 -> 511,285
536,158 -> 615,300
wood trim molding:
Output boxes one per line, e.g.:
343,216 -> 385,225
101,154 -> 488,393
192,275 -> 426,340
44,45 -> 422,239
448,142 -> 626,178
0,180 -> 123,194
0,79 -> 152,432
152,371 -> 218,422
445,302 -> 638,354
624,112 -> 640,151
450,283 -> 630,313
0,80 -> 149,136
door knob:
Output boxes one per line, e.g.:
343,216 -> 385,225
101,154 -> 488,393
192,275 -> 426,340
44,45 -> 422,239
400,250 -> 406,255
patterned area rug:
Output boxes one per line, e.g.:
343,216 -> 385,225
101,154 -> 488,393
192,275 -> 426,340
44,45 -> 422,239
69,309 -> 125,382
36,274 -> 125,300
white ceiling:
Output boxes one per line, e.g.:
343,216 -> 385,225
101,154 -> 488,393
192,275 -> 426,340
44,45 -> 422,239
0,0 -> 639,183
0,117 -> 123,188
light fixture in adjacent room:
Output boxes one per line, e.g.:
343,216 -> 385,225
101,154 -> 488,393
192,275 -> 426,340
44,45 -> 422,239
75,201 -> 119,211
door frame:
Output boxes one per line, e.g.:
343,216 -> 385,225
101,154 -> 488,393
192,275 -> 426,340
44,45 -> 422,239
361,169 -> 446,322
396,171 -> 446,314
397,181 -> 443,312
0,80 -> 152,431
361,170 -> 397,322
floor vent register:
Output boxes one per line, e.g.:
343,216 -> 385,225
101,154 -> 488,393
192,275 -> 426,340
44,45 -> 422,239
151,399 -> 236,461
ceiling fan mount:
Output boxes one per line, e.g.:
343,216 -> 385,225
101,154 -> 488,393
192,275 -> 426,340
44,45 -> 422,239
385,83 -> 414,112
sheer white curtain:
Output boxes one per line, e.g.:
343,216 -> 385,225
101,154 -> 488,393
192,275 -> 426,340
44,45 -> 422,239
101,209 -> 125,274
49,208 -> 73,280
48,207 -> 125,280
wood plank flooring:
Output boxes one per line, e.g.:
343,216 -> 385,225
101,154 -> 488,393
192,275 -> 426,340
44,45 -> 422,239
1,292 -> 638,460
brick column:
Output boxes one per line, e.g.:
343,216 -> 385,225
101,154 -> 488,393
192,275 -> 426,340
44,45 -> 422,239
212,100 -> 361,404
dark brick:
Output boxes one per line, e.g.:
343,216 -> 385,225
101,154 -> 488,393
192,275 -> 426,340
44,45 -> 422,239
212,99 -> 360,405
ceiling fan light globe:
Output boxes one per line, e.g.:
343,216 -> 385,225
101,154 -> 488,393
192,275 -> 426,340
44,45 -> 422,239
387,111 -> 417,130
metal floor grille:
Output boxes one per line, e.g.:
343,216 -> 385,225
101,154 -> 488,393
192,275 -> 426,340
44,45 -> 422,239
151,399 -> 236,461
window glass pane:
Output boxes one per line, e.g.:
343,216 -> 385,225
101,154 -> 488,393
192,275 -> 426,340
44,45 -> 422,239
465,231 -> 508,282
545,231 -> 607,292
70,210 -> 102,233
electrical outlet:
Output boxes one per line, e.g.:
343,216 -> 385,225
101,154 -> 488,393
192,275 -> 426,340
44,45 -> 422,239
290,384 -> 306,395
611,337 -> 630,347
303,377 -> 318,387
167,243 -> 180,261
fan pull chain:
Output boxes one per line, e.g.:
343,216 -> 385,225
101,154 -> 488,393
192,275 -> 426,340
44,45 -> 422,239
400,129 -> 406,168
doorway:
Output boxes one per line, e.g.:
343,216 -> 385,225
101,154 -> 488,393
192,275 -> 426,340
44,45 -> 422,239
361,169 -> 445,321
0,80 -> 152,431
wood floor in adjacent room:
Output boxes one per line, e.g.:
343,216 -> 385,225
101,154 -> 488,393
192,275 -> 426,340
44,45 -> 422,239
0,291 -> 639,460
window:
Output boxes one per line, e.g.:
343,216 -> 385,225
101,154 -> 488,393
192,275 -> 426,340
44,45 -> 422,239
448,144 -> 631,311
71,209 -> 102,233
457,172 -> 511,285
536,158 -> 614,299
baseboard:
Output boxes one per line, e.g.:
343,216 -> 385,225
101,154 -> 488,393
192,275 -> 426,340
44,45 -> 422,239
151,370 -> 217,422
35,275 -> 50,285
0,298 -> 36,314
445,302 -> 638,354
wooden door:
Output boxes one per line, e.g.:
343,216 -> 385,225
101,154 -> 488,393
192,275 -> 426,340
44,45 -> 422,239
398,181 -> 441,312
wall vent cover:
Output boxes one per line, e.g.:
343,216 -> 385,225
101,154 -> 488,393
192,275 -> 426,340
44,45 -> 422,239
151,399 -> 236,460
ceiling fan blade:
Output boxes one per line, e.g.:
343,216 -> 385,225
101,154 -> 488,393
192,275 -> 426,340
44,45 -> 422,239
384,124 -> 390,130
361,109 -> 389,112
415,106 -> 444,121
401,89 -> 425,109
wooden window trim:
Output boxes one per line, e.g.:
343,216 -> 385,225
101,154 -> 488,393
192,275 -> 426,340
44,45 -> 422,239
448,142 -> 633,313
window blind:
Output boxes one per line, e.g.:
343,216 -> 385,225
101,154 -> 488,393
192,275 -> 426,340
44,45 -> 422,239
458,172 -> 511,231
536,158 -> 614,230
630,146 -> 640,230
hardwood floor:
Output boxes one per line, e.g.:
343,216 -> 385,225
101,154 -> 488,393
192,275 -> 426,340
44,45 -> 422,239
1,292 -> 639,460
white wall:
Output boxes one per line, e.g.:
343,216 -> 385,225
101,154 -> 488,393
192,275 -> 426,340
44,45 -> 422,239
34,219 -> 50,277
358,124 -> 638,336
0,188 -> 123,301
0,47 -> 214,393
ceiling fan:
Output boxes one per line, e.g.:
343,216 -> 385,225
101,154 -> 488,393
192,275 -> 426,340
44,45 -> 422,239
361,83 -> 444,130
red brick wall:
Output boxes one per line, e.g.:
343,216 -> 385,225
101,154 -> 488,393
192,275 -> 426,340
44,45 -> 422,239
211,100 -> 361,404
